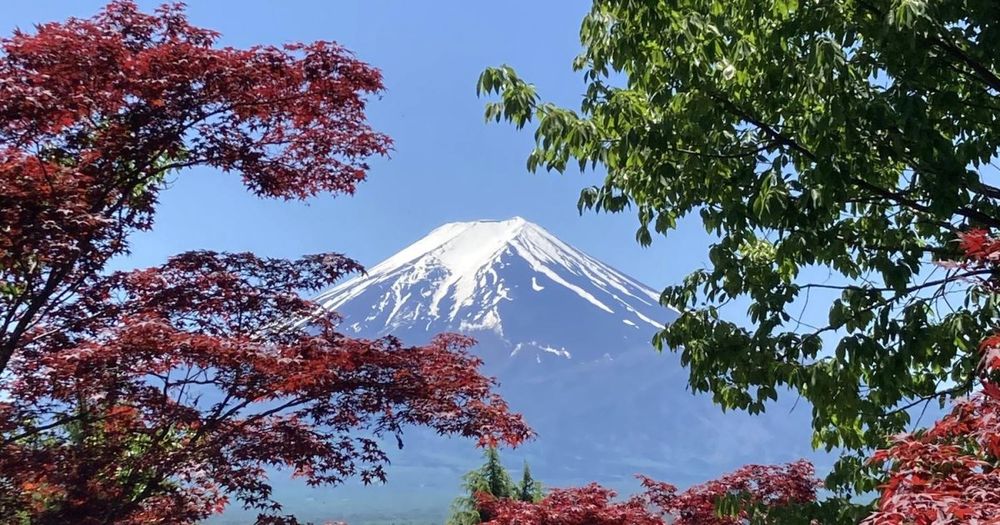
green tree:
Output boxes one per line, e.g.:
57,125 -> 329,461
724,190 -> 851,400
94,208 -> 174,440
447,448 -> 516,525
480,448 -> 516,502
478,0 -> 1000,502
516,461 -> 543,503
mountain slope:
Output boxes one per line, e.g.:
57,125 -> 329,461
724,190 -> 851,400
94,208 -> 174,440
228,218 -> 823,525
315,217 -> 674,366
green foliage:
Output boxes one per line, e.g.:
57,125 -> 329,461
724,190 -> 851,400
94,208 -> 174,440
446,448 -> 518,525
516,462 -> 543,503
715,492 -> 873,525
478,0 -> 1000,505
445,500 -> 482,525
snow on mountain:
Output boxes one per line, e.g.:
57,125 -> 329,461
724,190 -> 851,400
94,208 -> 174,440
314,217 -> 675,366
260,218 -> 824,525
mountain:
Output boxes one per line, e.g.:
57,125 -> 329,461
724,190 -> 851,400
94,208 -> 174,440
222,218 -> 823,525
314,216 -> 671,367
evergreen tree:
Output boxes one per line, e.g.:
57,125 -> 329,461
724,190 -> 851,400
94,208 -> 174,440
446,448 -> 516,525
481,448 -> 515,501
516,461 -> 543,503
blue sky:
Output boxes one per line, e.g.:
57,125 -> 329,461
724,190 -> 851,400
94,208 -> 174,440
4,4 -> 901,520
3,0 -> 713,293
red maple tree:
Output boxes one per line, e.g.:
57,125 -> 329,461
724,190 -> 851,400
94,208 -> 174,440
0,0 -> 390,374
653,460 -> 819,525
863,229 -> 1000,525
477,460 -> 819,525
475,483 -> 665,525
0,252 -> 529,524
0,3 -> 530,523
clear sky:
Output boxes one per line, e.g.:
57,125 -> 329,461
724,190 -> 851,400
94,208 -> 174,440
3,0 -> 713,293
3,4 -> 883,521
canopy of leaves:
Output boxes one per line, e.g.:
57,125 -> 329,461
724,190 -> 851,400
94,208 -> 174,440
478,0 -> 1000,495
0,0 -> 391,374
0,3 -> 531,523
863,230 -> 1000,524
479,460 -> 819,525
0,251 -> 531,524
477,484 -> 665,525
652,460 -> 820,525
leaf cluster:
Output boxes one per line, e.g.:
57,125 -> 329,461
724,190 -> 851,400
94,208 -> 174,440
479,0 -> 1000,497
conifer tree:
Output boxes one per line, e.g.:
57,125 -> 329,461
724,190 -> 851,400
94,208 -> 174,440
446,447 -> 516,525
481,448 -> 515,501
517,461 -> 543,503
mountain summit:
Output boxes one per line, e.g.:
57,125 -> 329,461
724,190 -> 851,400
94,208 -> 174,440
285,218 -> 820,524
315,217 -> 674,365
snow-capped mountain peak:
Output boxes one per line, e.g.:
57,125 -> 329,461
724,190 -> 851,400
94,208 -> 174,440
292,219 -> 819,524
315,218 -> 674,358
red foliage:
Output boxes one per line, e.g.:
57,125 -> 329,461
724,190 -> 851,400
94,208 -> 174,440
863,229 -> 1000,524
653,459 -> 819,525
479,460 -> 818,525
0,252 -> 530,524
863,393 -> 1000,525
955,228 -> 1000,264
0,0 -> 391,373
476,484 -> 666,525
0,3 -> 529,523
